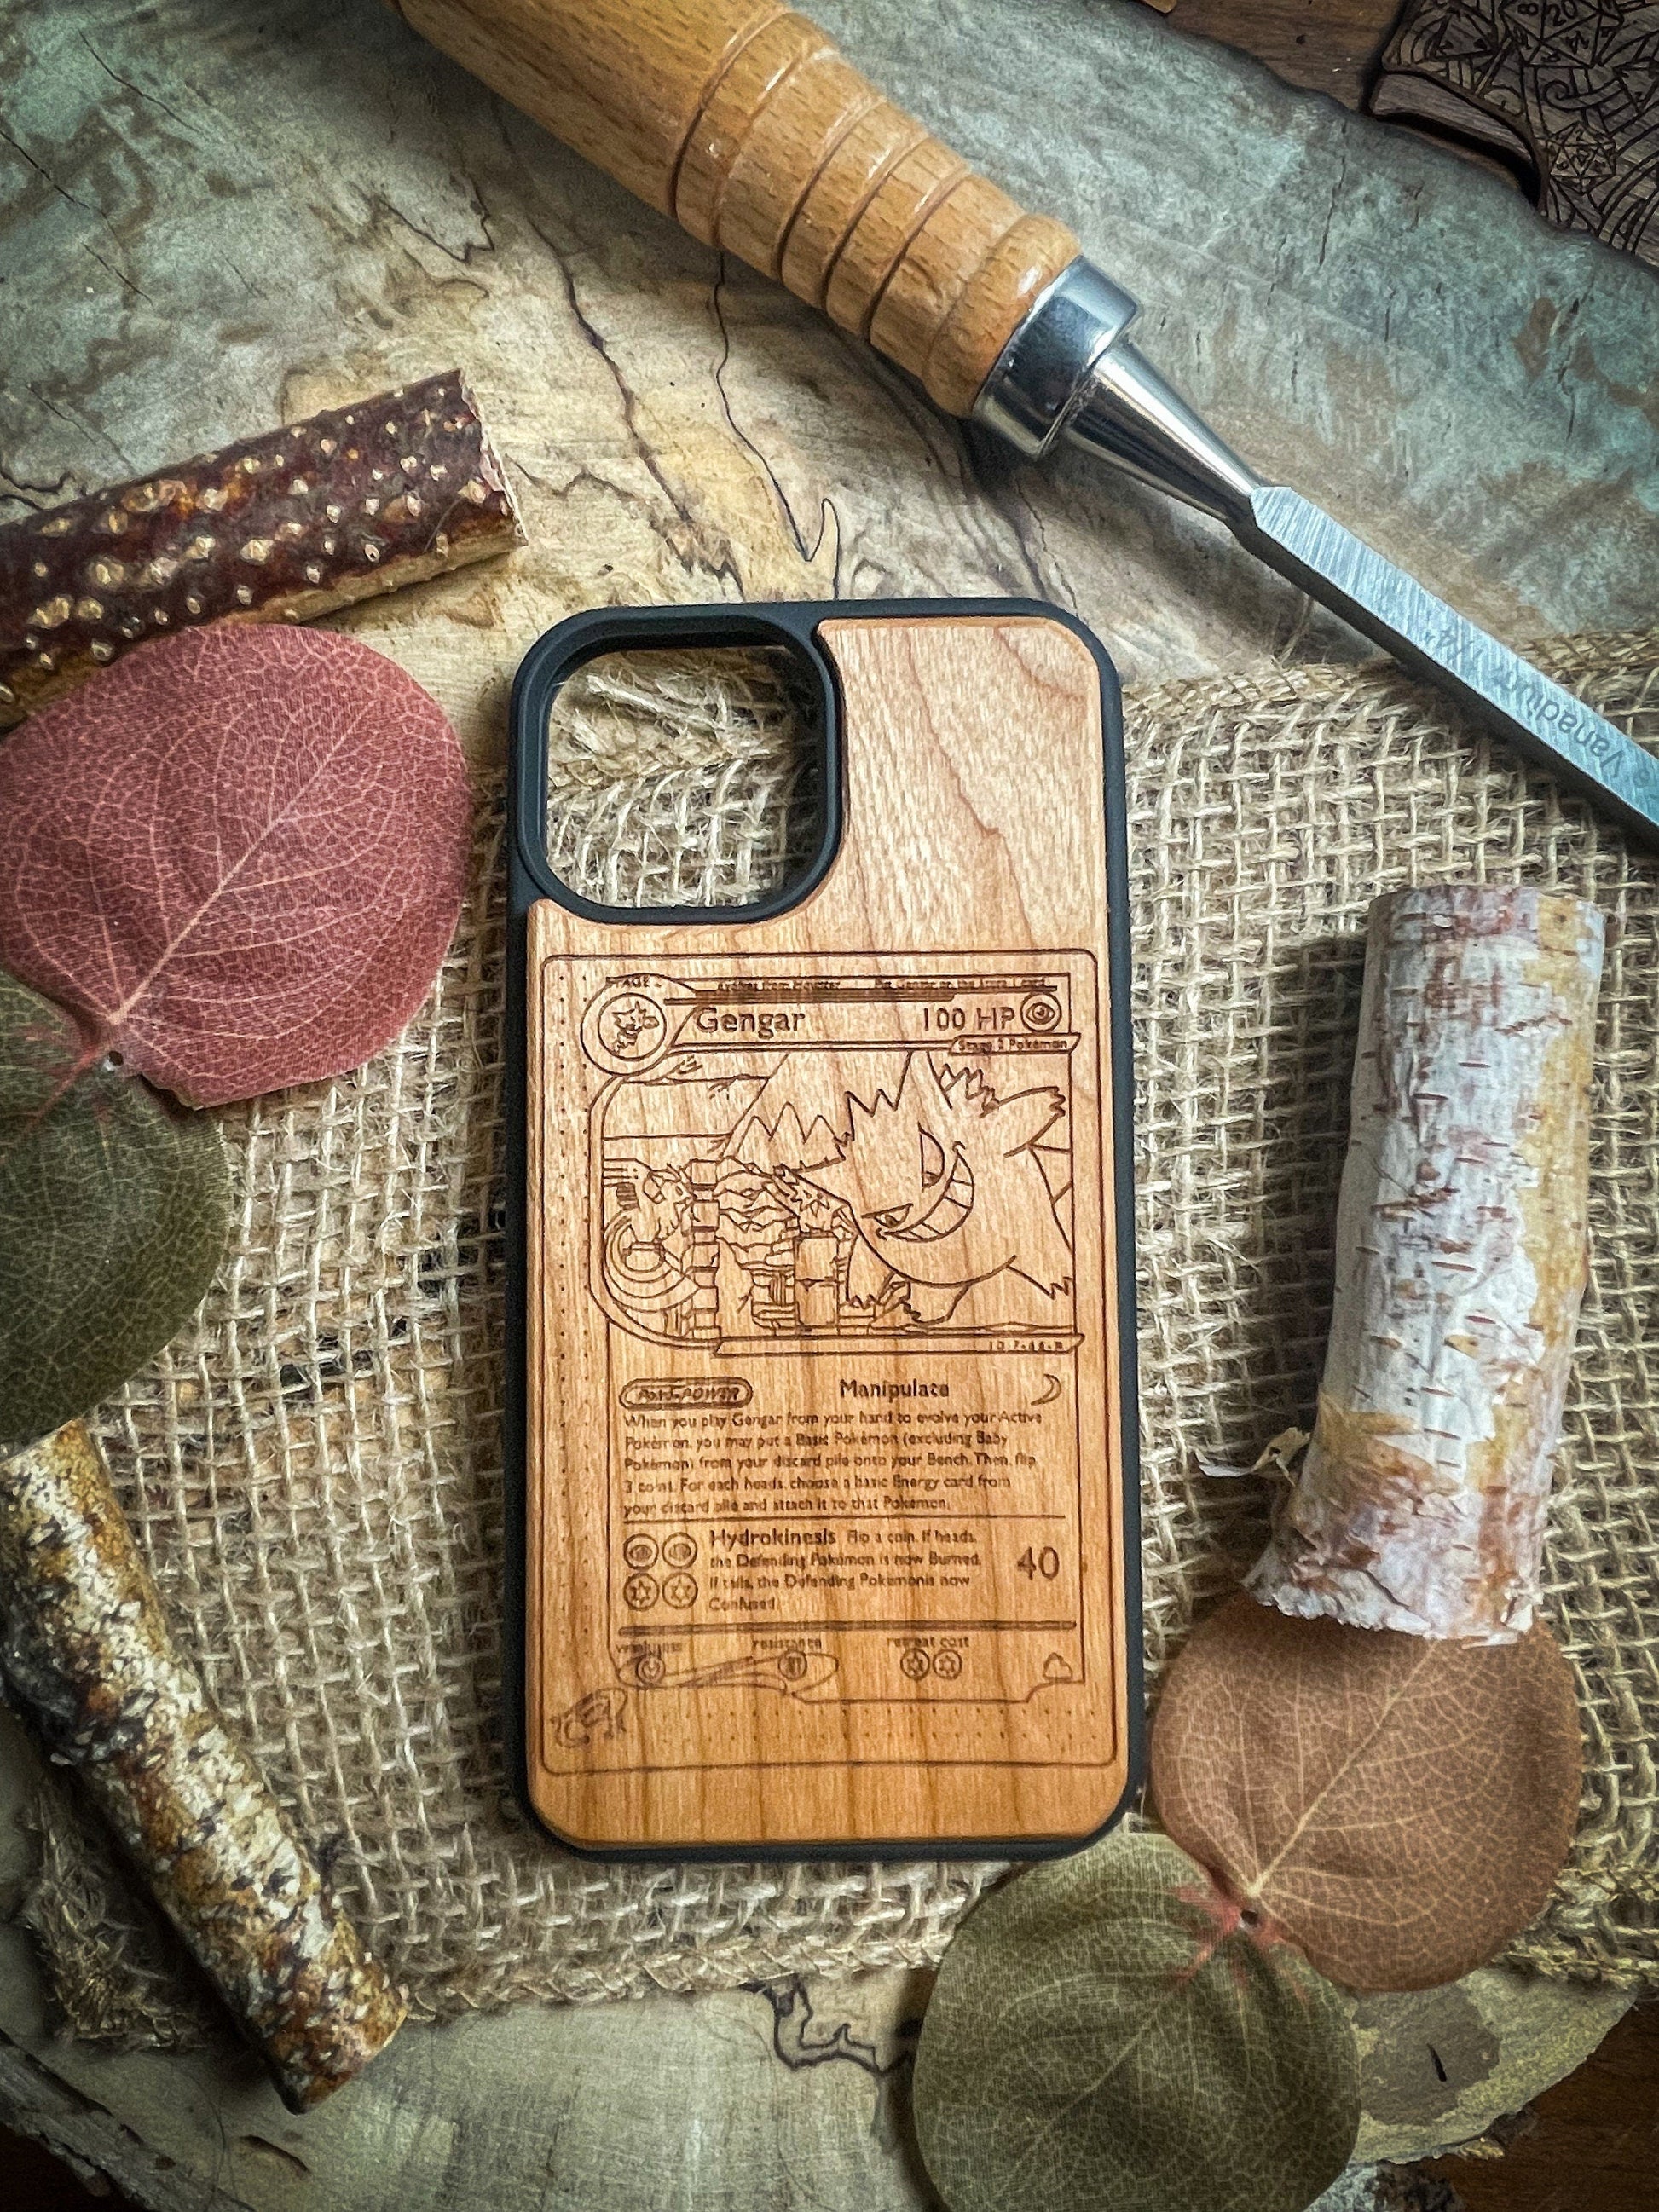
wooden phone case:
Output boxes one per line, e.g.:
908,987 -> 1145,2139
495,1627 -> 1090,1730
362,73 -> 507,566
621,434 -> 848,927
506,599 -> 1141,1857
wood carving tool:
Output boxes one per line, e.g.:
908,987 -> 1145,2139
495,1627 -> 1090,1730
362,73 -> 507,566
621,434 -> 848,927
385,0 -> 1659,843
506,599 -> 1140,1855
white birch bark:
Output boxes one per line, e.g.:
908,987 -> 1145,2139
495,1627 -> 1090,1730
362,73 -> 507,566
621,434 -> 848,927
1249,884 -> 1603,1643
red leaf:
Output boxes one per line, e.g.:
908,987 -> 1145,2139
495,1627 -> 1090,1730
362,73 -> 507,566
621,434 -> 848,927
0,627 -> 470,1106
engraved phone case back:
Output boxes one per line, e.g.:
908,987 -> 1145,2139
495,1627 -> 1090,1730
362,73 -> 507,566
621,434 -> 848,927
511,605 -> 1141,1857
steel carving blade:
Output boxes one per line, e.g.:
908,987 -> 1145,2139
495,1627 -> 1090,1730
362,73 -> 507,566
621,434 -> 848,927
1009,296 -> 1659,846
1234,486 -> 1659,843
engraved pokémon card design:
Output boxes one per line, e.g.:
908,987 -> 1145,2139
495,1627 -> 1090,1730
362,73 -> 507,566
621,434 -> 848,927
534,950 -> 1115,1772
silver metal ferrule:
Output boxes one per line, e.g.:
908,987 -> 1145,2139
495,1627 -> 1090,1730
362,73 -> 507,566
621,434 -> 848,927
971,270 -> 1659,847
972,258 -> 1140,459
1062,342 -> 1263,526
972,257 -> 1261,524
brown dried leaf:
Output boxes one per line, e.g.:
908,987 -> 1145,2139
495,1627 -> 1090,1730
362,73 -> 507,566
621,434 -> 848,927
1149,1594 -> 1582,1991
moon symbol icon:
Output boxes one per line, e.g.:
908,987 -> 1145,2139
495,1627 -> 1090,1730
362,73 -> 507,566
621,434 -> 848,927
1030,1373 -> 1061,1407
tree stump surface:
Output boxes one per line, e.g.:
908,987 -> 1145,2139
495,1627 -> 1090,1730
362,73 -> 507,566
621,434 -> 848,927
2,0 -> 1654,2202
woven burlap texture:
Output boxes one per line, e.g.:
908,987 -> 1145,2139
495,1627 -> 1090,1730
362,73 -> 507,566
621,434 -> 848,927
26,629 -> 1659,2041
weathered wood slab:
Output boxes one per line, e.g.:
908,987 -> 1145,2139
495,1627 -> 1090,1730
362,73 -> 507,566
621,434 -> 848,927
2,0 -> 1653,2202
0,1707 -> 1632,2206
0,0 -> 1654,783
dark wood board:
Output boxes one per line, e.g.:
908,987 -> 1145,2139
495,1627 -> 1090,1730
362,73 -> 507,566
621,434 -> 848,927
1429,2002 -> 1659,2212
1173,0 -> 1405,107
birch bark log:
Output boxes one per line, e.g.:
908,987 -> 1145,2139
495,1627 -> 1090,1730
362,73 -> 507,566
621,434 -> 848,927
1250,886 -> 1604,1643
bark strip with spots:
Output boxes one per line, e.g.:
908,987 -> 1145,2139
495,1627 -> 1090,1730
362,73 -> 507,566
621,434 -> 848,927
0,371 -> 523,726
0,1420 -> 406,2106
1250,883 -> 1603,1643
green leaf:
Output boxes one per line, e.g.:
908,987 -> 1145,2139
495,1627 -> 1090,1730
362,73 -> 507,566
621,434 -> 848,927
0,970 -> 228,1452
912,1830 -> 1360,2212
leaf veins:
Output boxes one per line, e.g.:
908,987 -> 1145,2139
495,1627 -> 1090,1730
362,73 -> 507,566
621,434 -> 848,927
911,1829 -> 1359,2212
1148,1594 -> 1582,1992
1,968 -> 228,1449
0,626 -> 471,1106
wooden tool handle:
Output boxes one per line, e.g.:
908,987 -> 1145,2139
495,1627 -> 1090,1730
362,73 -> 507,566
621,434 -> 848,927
388,0 -> 1078,415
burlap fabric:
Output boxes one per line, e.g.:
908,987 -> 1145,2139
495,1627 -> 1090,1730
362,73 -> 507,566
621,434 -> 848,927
21,627 -> 1659,2042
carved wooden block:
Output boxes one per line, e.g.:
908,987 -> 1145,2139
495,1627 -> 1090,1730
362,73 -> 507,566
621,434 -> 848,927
515,609 -> 1138,1854
1373,0 -> 1659,265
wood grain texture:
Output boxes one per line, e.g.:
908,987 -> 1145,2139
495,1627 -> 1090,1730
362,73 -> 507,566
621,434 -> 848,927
385,0 -> 1078,415
385,0 -> 782,215
8,0 -> 1657,728
2,0 -> 1655,2189
1171,0 -> 1404,108
524,615 -> 1133,1851
1428,1999 -> 1659,2210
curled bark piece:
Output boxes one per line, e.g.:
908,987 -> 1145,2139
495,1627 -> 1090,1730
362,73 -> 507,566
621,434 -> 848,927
0,371 -> 523,726
1250,884 -> 1603,1643
0,1421 -> 406,2107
